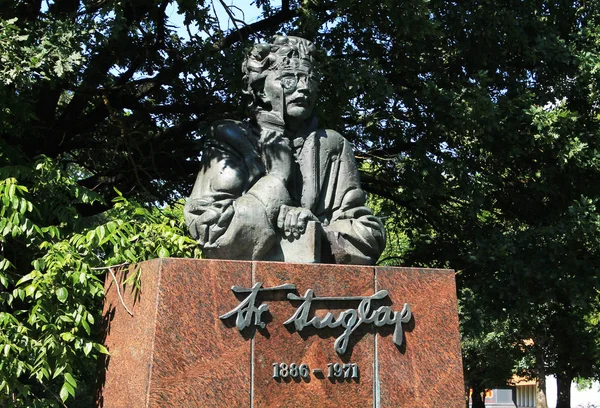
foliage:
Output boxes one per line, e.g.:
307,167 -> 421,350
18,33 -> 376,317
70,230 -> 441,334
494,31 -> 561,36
459,287 -> 529,389
0,149 -> 197,405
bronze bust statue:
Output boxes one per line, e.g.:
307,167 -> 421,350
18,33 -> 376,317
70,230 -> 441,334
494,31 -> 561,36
185,36 -> 385,264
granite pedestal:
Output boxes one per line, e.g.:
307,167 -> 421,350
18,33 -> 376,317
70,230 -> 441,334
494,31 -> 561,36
98,258 -> 464,407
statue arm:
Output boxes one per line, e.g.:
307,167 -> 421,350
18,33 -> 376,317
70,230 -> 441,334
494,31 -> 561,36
203,174 -> 291,259
322,138 -> 386,265
184,121 -> 291,260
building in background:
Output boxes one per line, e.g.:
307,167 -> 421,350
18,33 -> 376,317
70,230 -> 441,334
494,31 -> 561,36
470,377 -> 600,407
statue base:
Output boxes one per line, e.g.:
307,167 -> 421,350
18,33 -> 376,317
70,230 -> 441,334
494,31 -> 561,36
97,258 -> 464,407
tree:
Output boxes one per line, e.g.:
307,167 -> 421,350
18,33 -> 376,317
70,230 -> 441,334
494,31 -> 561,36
459,288 -> 529,408
388,3 -> 600,407
0,149 -> 200,405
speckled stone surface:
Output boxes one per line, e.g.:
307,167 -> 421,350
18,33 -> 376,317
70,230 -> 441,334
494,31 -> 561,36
99,258 -> 252,407
98,260 -> 161,407
377,267 -> 465,408
99,259 -> 464,407
253,262 -> 374,408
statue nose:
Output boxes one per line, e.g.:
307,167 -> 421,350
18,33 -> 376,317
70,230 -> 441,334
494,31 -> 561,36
296,77 -> 309,92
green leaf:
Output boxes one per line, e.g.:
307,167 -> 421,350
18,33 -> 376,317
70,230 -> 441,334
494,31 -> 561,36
32,258 -> 44,271
95,343 -> 109,354
54,60 -> 65,77
157,247 -> 170,258
53,365 -> 67,379
64,372 -> 77,388
81,317 -> 90,335
17,272 -> 36,287
83,342 -> 92,356
24,284 -> 36,297
56,287 -> 68,302
60,384 -> 69,402
97,225 -> 106,242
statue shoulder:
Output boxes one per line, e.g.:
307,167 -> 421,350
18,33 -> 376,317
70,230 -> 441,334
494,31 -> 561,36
318,129 -> 352,154
208,119 -> 259,153
210,119 -> 250,141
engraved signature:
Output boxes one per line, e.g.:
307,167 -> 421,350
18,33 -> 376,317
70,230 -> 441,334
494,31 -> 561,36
219,282 -> 412,355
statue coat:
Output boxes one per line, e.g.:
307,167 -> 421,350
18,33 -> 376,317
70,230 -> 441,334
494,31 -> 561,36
185,120 -> 386,264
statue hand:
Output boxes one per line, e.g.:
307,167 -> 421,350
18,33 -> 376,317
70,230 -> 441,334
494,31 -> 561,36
255,110 -> 285,133
255,88 -> 291,185
259,128 -> 293,185
277,204 -> 319,238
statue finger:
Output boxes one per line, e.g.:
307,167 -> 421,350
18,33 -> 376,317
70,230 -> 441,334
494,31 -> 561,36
289,210 -> 301,238
259,128 -> 277,143
217,205 -> 235,227
278,204 -> 291,230
185,198 -> 214,214
284,209 -> 296,237
208,224 -> 226,244
297,211 -> 310,234
195,224 -> 209,246
195,208 -> 220,225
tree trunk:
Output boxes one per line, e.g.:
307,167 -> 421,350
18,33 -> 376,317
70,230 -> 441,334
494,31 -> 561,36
471,382 -> 486,408
555,372 -> 573,408
535,346 -> 549,408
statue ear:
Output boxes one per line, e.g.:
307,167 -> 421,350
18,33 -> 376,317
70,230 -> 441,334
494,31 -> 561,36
258,89 -> 270,104
255,90 -> 272,112
252,77 -> 270,105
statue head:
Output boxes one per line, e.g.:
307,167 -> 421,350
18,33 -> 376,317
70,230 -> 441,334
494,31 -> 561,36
242,36 -> 319,127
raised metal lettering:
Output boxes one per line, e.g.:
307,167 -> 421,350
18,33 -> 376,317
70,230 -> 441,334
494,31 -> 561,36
284,290 -> 411,355
220,283 -> 412,355
219,282 -> 296,330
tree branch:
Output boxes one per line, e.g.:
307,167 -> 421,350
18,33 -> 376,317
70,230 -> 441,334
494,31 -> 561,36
213,7 -> 299,50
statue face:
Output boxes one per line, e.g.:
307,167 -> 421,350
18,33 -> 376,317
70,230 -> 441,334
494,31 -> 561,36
262,58 -> 318,124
